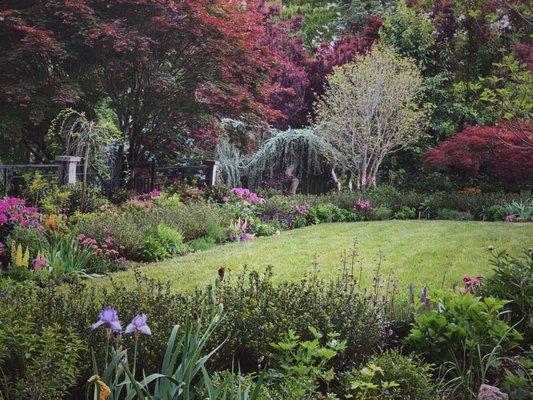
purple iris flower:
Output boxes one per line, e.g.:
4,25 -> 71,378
92,307 -> 122,331
125,314 -> 152,336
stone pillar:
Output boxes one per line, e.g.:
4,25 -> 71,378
55,156 -> 81,185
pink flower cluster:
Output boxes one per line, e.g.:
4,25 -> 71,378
0,197 -> 42,230
138,188 -> 162,201
355,200 -> 373,213
33,256 -> 46,272
229,188 -> 264,204
461,275 -> 482,293
77,227 -> 125,259
294,203 -> 309,216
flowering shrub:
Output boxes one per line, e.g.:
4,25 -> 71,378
229,187 -> 265,204
355,199 -> 373,213
0,197 -> 42,232
77,228 -> 125,261
294,203 -> 309,216
460,275 -> 482,293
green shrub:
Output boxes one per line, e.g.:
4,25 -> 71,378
252,221 -> 277,236
204,183 -> 230,203
394,206 -> 416,220
198,268 -> 386,371
482,204 -> 507,221
0,275 -> 192,396
74,210 -> 147,260
307,204 -> 352,224
190,236 -> 217,251
6,225 -> 48,257
340,349 -> 439,399
372,205 -> 392,220
0,312 -> 85,400
154,201 -> 231,242
260,195 -> 303,216
140,235 -> 170,261
436,208 -> 462,220
406,291 -> 523,397
40,183 -> 108,214
154,224 -> 186,256
482,251 -> 533,342
421,194 -> 439,219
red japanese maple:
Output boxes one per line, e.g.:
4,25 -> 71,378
424,123 -> 533,189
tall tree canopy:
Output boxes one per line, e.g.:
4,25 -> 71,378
315,45 -> 425,189
0,0 -> 283,163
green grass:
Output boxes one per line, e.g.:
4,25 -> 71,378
93,221 -> 533,293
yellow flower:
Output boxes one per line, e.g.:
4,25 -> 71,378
88,374 -> 111,400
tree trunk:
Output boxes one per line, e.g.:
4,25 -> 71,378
331,168 -> 342,191
286,164 -> 299,195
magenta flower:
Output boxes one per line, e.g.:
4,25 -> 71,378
0,242 -> 4,255
125,314 -> 151,336
92,307 -> 122,331
33,257 -> 46,271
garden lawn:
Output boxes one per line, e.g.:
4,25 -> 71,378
94,221 -> 533,293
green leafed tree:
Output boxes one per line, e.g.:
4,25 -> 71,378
315,45 -> 426,189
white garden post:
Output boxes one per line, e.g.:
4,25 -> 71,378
55,155 -> 81,185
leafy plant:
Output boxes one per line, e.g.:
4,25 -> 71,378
406,291 -> 523,397
394,206 -> 416,220
505,200 -> 533,221
42,232 -> 95,278
341,349 -> 439,400
268,327 -> 346,396
346,363 -> 400,399
483,250 -> 533,341
371,205 -> 392,220
482,204 -> 507,221
0,318 -> 84,400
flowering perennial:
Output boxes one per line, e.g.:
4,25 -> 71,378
355,200 -> 373,213
125,314 -> 152,336
229,188 -> 265,204
0,197 -> 42,230
91,307 -> 122,331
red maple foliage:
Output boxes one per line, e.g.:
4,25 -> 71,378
424,123 -> 533,189
0,0 -> 284,162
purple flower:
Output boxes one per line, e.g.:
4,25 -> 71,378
239,232 -> 255,241
420,287 -> 429,306
284,214 -> 294,226
125,314 -> 151,336
92,307 -> 122,331
505,214 -> 517,222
